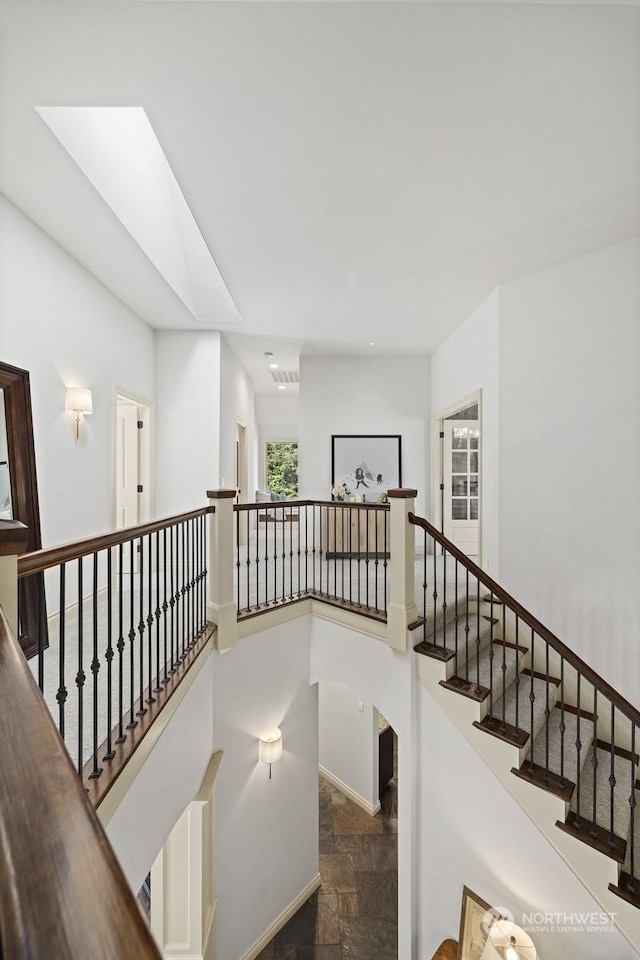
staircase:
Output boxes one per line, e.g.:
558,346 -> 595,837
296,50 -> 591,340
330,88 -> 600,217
410,512 -> 640,952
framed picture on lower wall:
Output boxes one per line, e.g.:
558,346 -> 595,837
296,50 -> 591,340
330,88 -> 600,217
331,434 -> 402,501
457,886 -> 492,960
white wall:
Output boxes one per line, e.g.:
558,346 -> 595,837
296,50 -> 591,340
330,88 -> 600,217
219,336 -> 256,495
211,617 -> 319,960
0,195 -> 155,546
499,238 -> 640,702
299,356 -> 430,516
154,331 -> 221,515
105,652 -> 215,894
419,690 -> 633,960
430,288 -> 500,576
319,680 -> 378,810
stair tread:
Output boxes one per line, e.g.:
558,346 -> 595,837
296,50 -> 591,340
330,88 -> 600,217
413,613 -> 496,666
526,704 -> 595,788
568,746 -> 633,848
486,673 -> 557,745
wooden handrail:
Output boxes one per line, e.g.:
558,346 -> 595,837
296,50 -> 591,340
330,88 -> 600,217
17,506 -> 214,577
233,499 -> 390,512
409,511 -> 640,729
0,607 -> 161,959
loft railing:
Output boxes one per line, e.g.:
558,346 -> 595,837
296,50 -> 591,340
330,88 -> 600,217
233,499 -> 390,621
409,510 -> 640,907
17,507 -> 213,804
0,525 -> 161,959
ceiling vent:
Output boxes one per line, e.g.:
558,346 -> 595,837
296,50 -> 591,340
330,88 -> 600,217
270,370 -> 299,384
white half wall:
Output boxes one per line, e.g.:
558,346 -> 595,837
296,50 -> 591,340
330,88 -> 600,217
298,356 -> 430,517
211,617 -> 319,960
419,688 -> 633,960
319,680 -> 379,812
0,195 -> 154,546
104,651 -> 215,895
430,288 -> 499,576
155,330 -> 221,515
499,238 -> 640,702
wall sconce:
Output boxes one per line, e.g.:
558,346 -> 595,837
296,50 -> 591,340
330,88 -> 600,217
65,387 -> 93,441
483,919 -> 536,960
259,729 -> 283,779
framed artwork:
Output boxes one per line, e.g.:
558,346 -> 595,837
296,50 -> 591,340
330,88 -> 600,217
457,886 -> 493,960
331,435 -> 402,501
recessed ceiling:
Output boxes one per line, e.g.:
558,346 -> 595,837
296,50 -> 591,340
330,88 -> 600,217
1,1 -> 638,370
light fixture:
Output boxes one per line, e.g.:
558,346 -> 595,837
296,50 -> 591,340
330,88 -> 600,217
65,387 -> 93,441
369,341 -> 376,346
278,385 -> 286,390
259,729 -> 283,779
488,919 -> 536,960
264,351 -> 274,358
269,363 -> 279,369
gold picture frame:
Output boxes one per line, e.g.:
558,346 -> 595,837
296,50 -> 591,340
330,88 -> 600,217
457,886 -> 492,960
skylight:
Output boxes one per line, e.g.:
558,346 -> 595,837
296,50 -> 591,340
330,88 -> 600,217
36,106 -> 240,324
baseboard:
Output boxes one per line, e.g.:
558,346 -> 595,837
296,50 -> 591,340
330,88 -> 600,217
47,585 -> 108,632
238,873 -> 322,960
319,765 -> 381,817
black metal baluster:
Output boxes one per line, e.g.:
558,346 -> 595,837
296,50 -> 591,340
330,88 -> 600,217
127,540 -> 137,728
146,534 -> 155,704
629,723 -> 636,888
442,551 -> 448,652
202,512 -> 207,631
590,688 -> 599,838
351,506 -> 355,606
544,641 -> 551,781
575,673 -> 582,826
57,564 -> 67,743
432,548 -> 438,648
514,615 -> 520,731
162,528 -> 169,683
528,630 -> 535,771
154,531 -> 162,692
289,508 -> 294,601
501,606 -> 508,730
245,514 -> 251,613
318,504 -> 323,596
464,567 -> 470,686
453,559 -> 459,676
333,507 -> 337,599
383,511 -> 388,613
421,537 -> 427,646
169,524 -> 176,674
190,517 -> 196,642
89,552 -> 101,779
475,576 -> 480,691
304,504 -> 309,596
609,705 -> 616,847
489,593 -> 495,716
559,657 -> 566,788
116,543 -> 126,743
235,509 -> 241,612
76,557 -> 86,775
281,505 -> 287,604
103,549 -> 115,761
181,521 -> 187,657
137,536 -> 146,716
38,571 -> 45,692
255,508 -> 261,608
374,509 -> 379,612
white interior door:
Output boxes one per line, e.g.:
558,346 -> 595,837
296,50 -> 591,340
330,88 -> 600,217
116,401 -> 139,529
442,419 -> 479,556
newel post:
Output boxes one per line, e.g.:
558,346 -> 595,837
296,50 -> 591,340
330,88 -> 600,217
206,490 -> 238,652
386,489 -> 417,653
0,519 -> 29,636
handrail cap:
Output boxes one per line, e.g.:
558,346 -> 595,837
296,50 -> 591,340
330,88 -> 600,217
0,519 -> 29,556
207,489 -> 238,499
387,488 -> 418,499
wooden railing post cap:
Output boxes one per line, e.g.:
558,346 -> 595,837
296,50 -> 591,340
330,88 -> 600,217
206,489 -> 237,500
386,488 -> 418,499
0,518 -> 29,556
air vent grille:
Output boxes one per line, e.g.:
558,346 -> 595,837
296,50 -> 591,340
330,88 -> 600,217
270,370 -> 299,384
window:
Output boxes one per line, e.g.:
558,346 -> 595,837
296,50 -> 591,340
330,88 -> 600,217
265,441 -> 298,499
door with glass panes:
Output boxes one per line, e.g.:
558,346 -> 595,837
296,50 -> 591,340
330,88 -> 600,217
442,420 -> 479,556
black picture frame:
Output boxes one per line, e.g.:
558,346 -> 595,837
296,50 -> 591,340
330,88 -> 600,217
331,434 -> 402,500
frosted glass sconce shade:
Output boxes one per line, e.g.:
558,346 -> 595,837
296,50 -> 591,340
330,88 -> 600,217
259,729 -> 283,778
65,387 -> 93,440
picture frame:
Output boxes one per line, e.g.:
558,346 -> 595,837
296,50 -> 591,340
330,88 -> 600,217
457,886 -> 493,960
331,434 -> 402,501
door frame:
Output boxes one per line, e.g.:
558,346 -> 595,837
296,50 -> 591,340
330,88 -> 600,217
111,385 -> 154,529
430,389 -> 482,564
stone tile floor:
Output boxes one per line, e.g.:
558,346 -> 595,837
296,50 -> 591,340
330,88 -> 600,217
257,771 -> 398,960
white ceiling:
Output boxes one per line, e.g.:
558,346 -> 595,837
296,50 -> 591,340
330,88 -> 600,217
1,1 -> 639,391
